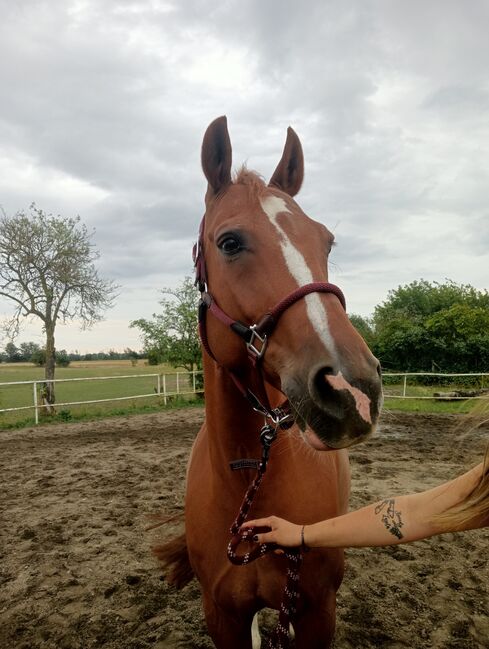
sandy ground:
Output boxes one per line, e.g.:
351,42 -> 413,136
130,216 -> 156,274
1,408 -> 488,649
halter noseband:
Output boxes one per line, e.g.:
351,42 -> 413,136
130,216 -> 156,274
200,282 -> 346,365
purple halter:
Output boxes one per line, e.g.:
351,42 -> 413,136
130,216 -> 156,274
194,217 -> 345,359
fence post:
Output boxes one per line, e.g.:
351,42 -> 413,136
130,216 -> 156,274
157,374 -> 161,395
176,372 -> 180,394
403,375 -> 407,397
162,374 -> 167,405
33,381 -> 39,425
193,371 -> 196,393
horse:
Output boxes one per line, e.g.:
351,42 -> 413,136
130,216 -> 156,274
155,116 -> 383,648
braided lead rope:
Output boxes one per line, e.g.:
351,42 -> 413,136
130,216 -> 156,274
228,524 -> 303,648
227,458 -> 303,648
267,551 -> 303,649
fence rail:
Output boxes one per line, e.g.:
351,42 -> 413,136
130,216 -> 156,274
0,371 -> 204,425
1,371 -> 488,426
382,372 -> 488,400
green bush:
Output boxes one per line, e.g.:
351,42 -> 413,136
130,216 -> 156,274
58,409 -> 73,422
31,349 -> 46,366
56,350 -> 71,367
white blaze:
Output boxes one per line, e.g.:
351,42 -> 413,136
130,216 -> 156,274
260,195 -> 337,360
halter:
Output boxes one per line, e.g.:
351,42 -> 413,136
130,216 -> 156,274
193,215 -> 346,418
193,213 -> 346,648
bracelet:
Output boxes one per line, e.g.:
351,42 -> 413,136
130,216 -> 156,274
301,525 -> 309,552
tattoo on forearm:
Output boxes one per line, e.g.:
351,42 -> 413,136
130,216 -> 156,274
374,499 -> 404,539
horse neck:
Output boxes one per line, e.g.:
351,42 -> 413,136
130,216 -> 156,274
202,355 -> 266,471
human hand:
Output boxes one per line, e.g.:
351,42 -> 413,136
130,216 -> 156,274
240,516 -> 303,547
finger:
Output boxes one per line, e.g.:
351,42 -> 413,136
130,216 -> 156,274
252,532 -> 276,544
240,517 -> 271,530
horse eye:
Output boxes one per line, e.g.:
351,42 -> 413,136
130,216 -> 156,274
219,236 -> 242,256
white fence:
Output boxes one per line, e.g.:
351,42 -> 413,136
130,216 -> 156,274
0,371 -> 204,425
382,372 -> 488,399
1,371 -> 488,427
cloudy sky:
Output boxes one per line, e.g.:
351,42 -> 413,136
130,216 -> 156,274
1,0 -> 488,353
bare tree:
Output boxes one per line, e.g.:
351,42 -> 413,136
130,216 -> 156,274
0,204 -> 118,408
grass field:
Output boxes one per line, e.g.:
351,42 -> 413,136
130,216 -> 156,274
0,361 -> 486,429
0,360 -> 203,429
0,359 -> 172,381
382,373 -> 488,414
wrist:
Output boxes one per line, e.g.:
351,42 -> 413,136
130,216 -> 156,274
301,525 -> 310,552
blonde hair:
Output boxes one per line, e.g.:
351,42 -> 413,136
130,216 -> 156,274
440,451 -> 489,530
437,399 -> 489,530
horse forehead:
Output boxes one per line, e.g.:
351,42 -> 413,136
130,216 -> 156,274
206,185 -> 261,225
260,192 -> 338,358
259,193 -> 321,239
214,187 -> 304,222
259,195 -> 316,272
260,194 -> 292,222
207,186 -> 319,242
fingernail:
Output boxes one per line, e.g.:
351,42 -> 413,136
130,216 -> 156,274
252,535 -> 258,542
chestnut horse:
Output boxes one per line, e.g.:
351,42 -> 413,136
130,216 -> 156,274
157,117 -> 382,648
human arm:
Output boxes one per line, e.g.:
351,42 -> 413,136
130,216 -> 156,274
242,462 -> 486,548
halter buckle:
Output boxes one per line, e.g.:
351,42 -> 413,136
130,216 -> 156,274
246,325 -> 268,361
270,407 -> 294,429
260,423 -> 278,470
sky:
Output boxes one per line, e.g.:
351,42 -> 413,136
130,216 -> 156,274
1,0 -> 488,353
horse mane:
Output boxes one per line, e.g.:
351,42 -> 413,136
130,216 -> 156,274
233,166 -> 268,199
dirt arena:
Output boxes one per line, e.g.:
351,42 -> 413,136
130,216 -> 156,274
1,408 -> 488,648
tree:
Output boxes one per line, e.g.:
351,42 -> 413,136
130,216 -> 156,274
56,349 -> 71,367
19,341 -> 41,361
124,347 -> 139,366
0,204 -> 117,406
31,347 -> 46,366
349,314 -> 375,348
131,276 -> 202,373
372,280 -> 489,372
4,341 -> 21,363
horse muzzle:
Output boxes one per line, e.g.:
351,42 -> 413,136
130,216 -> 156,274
283,362 -> 383,450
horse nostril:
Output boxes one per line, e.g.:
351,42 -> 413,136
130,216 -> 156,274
313,367 -> 337,396
310,367 -> 345,420
313,366 -> 337,393
376,362 -> 382,378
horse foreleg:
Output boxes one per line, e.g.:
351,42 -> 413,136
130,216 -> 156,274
202,594 -> 256,649
293,591 -> 337,649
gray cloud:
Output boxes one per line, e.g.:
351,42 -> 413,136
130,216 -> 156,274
1,0 -> 487,351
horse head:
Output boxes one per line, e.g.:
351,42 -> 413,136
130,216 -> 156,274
197,116 -> 382,450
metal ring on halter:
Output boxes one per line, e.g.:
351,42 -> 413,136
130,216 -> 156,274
246,325 -> 268,361
247,398 -> 294,428
269,407 -> 294,428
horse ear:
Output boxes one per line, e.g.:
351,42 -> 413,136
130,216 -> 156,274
269,127 -> 304,197
201,116 -> 232,196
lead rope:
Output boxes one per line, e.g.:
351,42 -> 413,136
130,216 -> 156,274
227,423 -> 304,649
